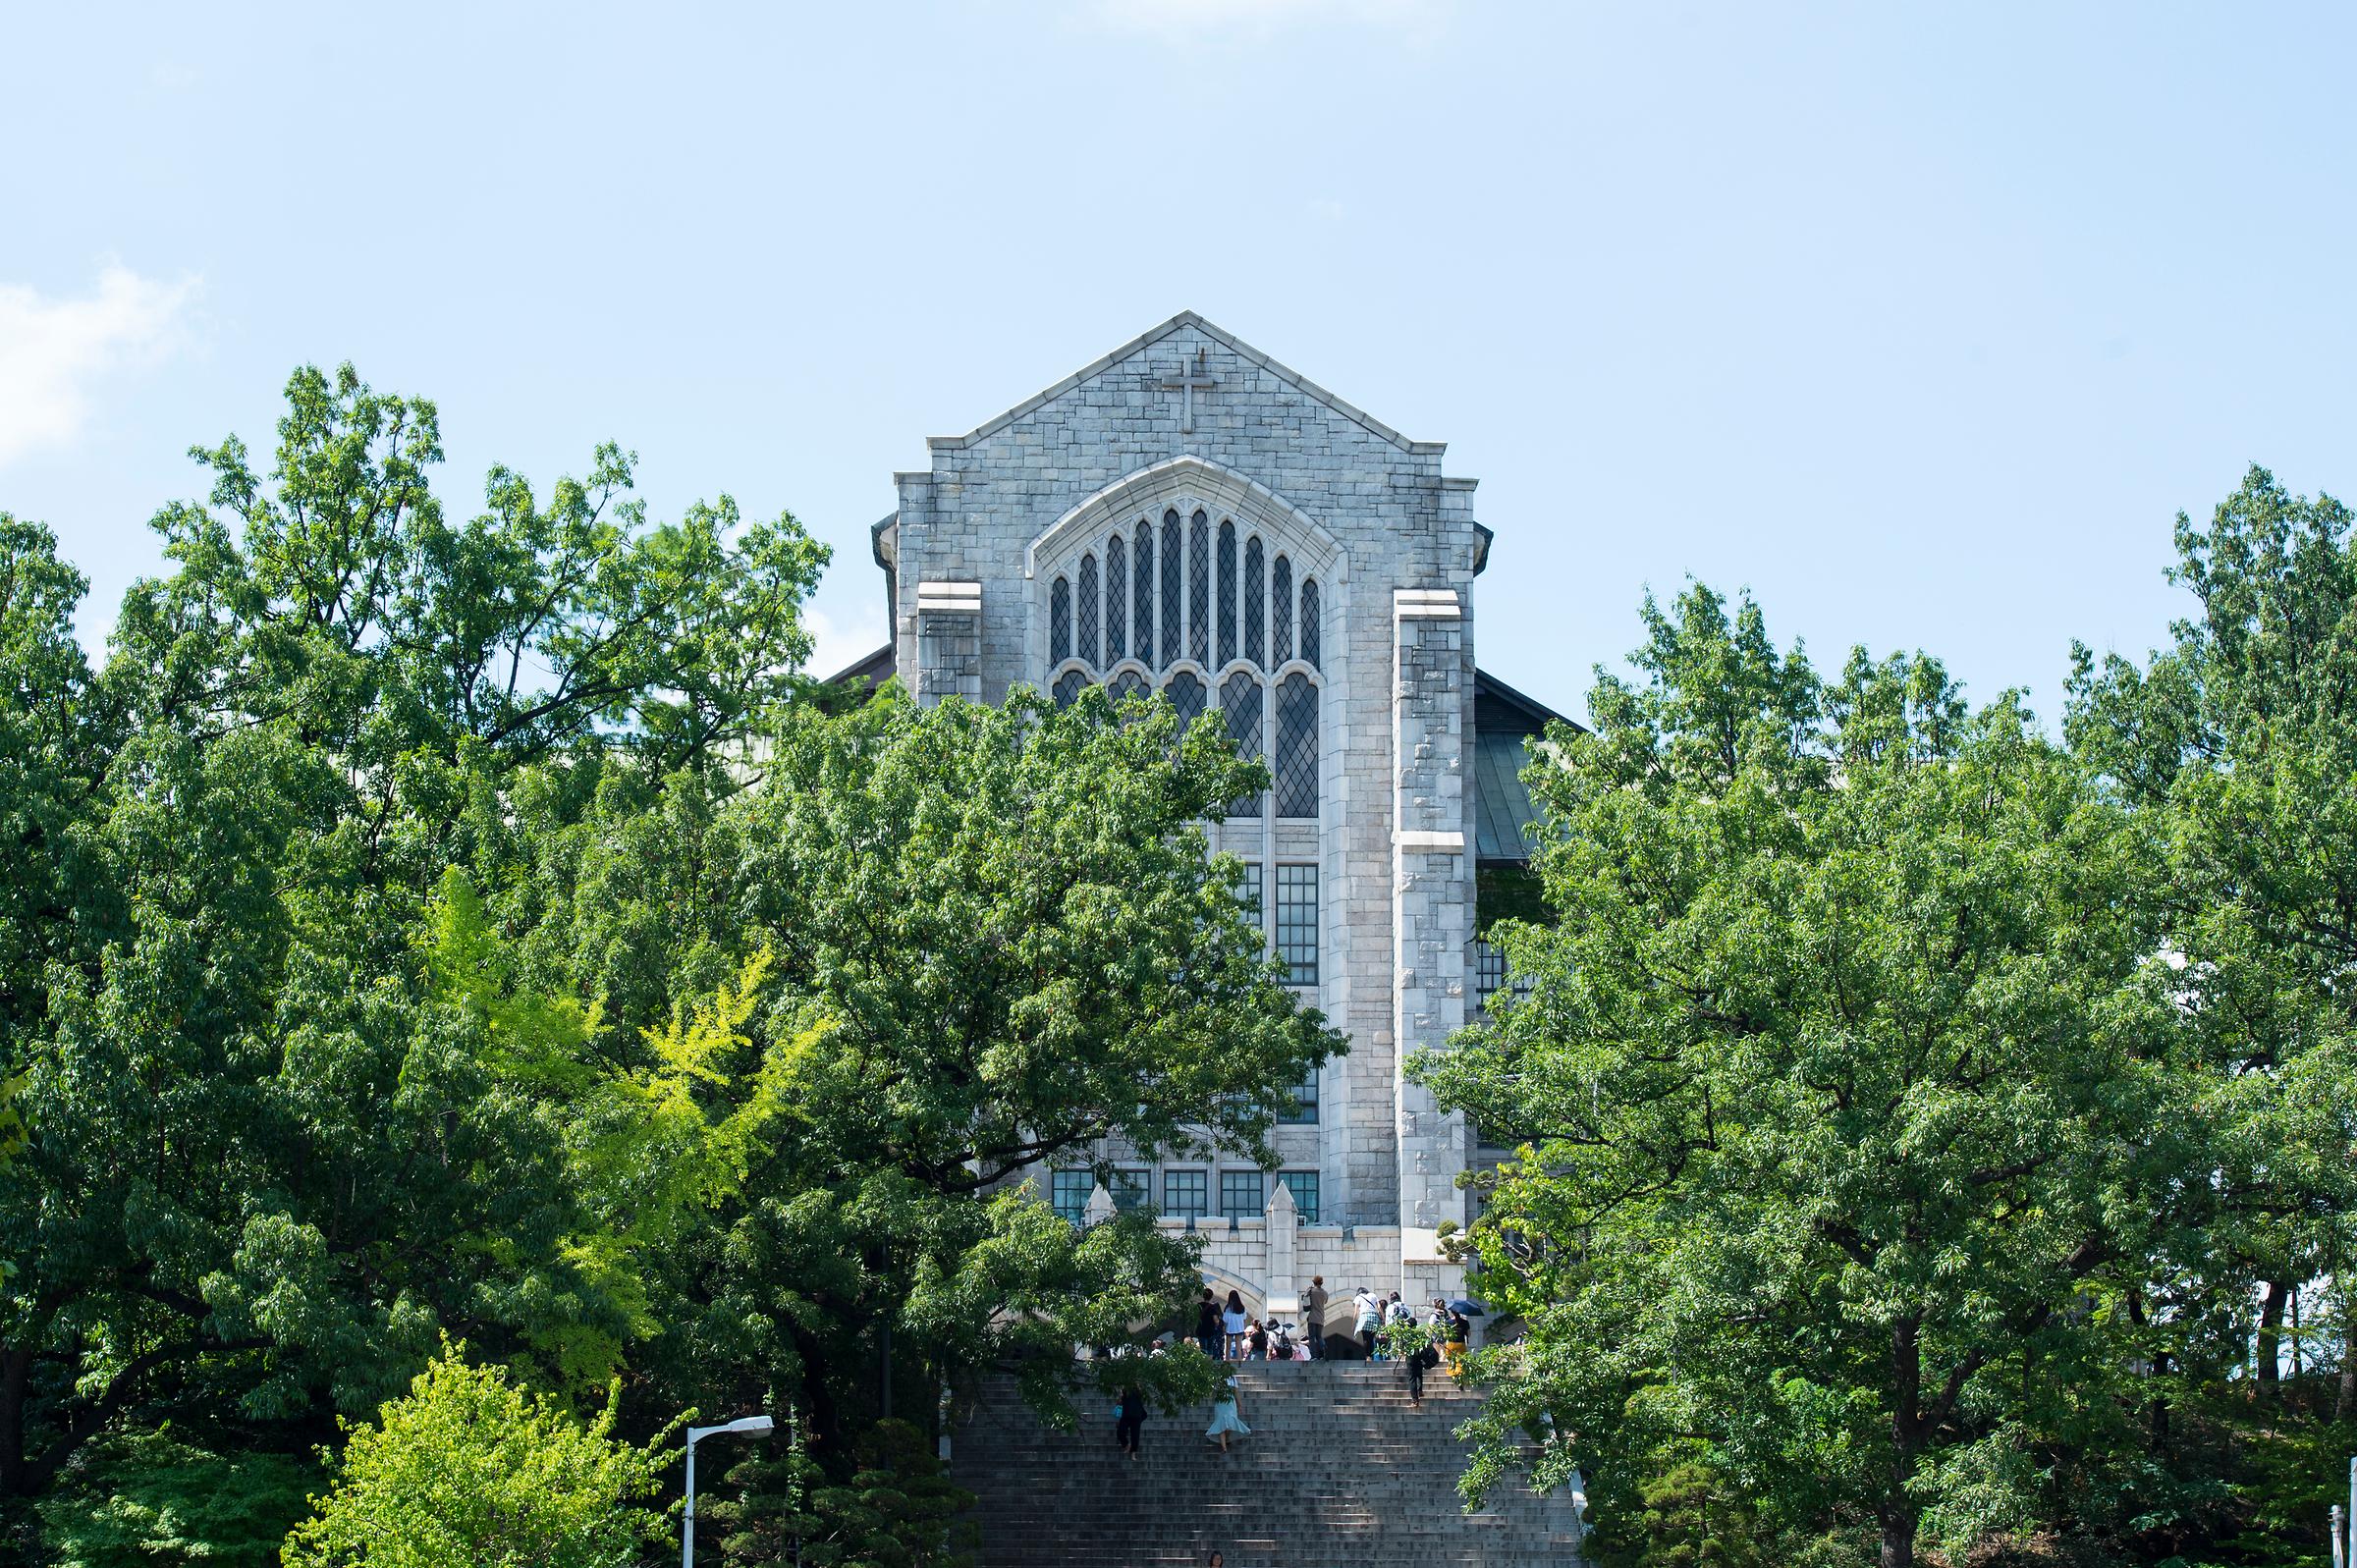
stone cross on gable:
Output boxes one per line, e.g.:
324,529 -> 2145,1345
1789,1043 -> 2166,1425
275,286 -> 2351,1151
1158,348 -> 1219,434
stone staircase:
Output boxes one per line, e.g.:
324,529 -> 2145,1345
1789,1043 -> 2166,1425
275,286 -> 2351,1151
949,1361 -> 1587,1567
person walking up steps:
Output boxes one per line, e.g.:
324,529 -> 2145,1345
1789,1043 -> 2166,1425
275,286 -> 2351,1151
1352,1287 -> 1381,1360
1221,1290 -> 1249,1360
1302,1276 -> 1328,1359
1203,1373 -> 1250,1452
1115,1383 -> 1146,1461
1194,1288 -> 1221,1360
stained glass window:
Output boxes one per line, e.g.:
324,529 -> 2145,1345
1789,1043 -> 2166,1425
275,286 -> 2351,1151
1216,518 -> 1236,669
1166,669 -> 1206,730
1134,520 -> 1154,665
1052,670 -> 1086,708
1050,576 -> 1070,668
1160,512 -> 1183,668
1187,511 -> 1211,666
1076,552 -> 1099,670
1271,555 -> 1292,665
1300,577 -> 1321,670
1219,1169 -> 1264,1220
1222,671 -> 1263,819
1274,674 -> 1318,818
1104,535 -> 1126,664
1275,863 -> 1318,985
1243,535 -> 1265,666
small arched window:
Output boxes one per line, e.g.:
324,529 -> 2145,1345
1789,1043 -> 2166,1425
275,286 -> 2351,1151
1132,520 -> 1154,664
1221,670 -> 1263,819
1050,575 -> 1071,667
1274,673 -> 1319,818
1052,669 -> 1087,709
1299,577 -> 1321,671
1104,535 -> 1126,664
1166,669 -> 1207,731
1108,668 -> 1148,709
1243,536 -> 1265,666
1187,511 -> 1211,666
1076,553 -> 1099,669
1159,512 -> 1183,669
1270,555 -> 1293,665
1216,519 -> 1237,669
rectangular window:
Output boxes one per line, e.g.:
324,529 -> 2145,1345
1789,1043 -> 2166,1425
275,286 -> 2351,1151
1238,862 -> 1263,925
1275,864 -> 1318,986
1277,1170 -> 1320,1223
1277,1064 -> 1317,1125
1111,1167 -> 1149,1213
1219,1169 -> 1264,1220
1474,939 -> 1507,1009
1164,1168 -> 1207,1219
1050,1170 -> 1093,1225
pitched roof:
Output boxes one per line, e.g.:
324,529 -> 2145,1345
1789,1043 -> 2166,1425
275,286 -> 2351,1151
928,310 -> 1443,457
1473,669 -> 1577,865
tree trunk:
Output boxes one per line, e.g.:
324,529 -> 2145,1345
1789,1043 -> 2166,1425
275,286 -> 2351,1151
1878,1503 -> 1920,1568
2256,1278 -> 2288,1389
2338,1287 -> 2356,1423
0,1343 -> 28,1499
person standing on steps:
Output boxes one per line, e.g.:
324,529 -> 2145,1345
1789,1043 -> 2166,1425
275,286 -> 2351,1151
1203,1373 -> 1250,1451
1194,1287 -> 1222,1360
1405,1335 -> 1438,1402
1221,1289 -> 1249,1360
1353,1287 -> 1382,1360
1115,1382 -> 1146,1460
1302,1276 -> 1328,1359
1444,1305 -> 1472,1378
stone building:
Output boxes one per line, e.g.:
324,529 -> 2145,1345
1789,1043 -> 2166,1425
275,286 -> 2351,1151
834,312 -> 1559,1328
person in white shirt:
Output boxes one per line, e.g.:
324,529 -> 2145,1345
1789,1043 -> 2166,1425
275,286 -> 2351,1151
1351,1288 -> 1381,1359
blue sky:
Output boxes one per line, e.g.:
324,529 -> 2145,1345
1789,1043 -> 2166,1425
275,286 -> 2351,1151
7,1 -> 2353,721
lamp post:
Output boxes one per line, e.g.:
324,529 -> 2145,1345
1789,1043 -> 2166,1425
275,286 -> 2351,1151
683,1414 -> 775,1568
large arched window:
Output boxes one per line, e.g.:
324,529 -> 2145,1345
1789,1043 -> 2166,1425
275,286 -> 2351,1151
1274,673 -> 1319,818
1221,670 -> 1263,819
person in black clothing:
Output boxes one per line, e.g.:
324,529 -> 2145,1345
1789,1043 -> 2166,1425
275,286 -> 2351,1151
1194,1288 -> 1222,1359
1115,1383 -> 1146,1460
1405,1338 -> 1439,1402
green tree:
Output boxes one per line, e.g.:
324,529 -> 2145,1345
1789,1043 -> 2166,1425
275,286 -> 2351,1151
1,363 -> 822,1500
281,1339 -> 673,1568
2067,465 -> 2357,1415
1416,585 -> 2193,1568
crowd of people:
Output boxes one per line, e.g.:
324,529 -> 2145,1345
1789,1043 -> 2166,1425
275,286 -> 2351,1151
1107,1276 -> 1481,1460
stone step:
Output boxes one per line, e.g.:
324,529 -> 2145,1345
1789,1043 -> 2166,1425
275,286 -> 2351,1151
950,1367 -> 1585,1568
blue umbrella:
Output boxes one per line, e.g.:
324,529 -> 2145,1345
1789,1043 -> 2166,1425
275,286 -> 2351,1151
1449,1298 -> 1485,1317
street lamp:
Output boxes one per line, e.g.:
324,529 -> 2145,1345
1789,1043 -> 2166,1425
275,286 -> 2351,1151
683,1413 -> 775,1568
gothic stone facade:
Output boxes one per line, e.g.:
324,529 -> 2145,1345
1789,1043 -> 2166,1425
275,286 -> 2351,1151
863,312 -> 1517,1322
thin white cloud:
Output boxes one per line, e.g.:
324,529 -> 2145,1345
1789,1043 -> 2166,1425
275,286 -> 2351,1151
1085,0 -> 1451,43
0,263 -> 200,468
